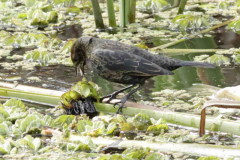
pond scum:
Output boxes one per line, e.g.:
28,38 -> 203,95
0,0 -> 240,159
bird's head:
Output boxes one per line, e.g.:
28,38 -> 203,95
71,39 -> 87,76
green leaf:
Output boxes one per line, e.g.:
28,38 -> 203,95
132,113 -> 152,130
47,11 -> 58,23
17,13 -> 28,19
32,137 -> 41,151
17,135 -> 41,151
232,54 -> 240,64
66,6 -> 81,14
53,115 -> 75,127
106,122 -> 117,134
80,84 -> 91,98
147,124 -> 169,135
145,153 -> 164,160
0,108 -> 9,120
24,50 -> 54,65
198,156 -> 220,160
19,115 -> 38,132
4,99 -> 26,111
74,143 -> 91,152
0,139 -> 11,155
76,120 -> 93,133
227,19 -> 240,34
0,123 -> 9,135
206,54 -> 230,66
24,0 -> 37,7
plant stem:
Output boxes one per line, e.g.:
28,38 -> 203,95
124,0 -> 130,25
154,18 -> 234,49
1,82 -> 240,136
106,0 -> 116,27
177,0 -> 188,14
120,0 -> 130,27
151,48 -> 226,56
128,0 -> 136,23
90,0 -> 105,30
119,0 -> 125,27
69,135 -> 240,157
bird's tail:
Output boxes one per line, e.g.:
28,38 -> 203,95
178,61 -> 215,68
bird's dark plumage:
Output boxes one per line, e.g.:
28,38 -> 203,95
71,37 -> 215,113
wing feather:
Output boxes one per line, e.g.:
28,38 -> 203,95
92,49 -> 173,76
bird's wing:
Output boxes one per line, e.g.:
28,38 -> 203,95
92,49 -> 173,76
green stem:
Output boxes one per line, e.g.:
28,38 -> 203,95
177,0 -> 188,14
128,0 -> 136,23
69,135 -> 240,157
96,102 -> 240,136
1,82 -> 240,136
120,0 -> 130,27
154,18 -> 234,49
107,0 -> 116,28
90,0 -> 105,30
119,0 -> 125,27
151,48 -> 226,56
125,0 -> 130,25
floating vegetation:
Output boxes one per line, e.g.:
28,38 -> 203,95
61,78 -> 100,117
171,14 -> 210,32
138,0 -> 170,13
1,0 -> 240,159
24,50 -> 55,65
227,18 -> 240,34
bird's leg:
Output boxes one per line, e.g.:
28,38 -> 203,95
115,84 -> 143,114
101,84 -> 136,103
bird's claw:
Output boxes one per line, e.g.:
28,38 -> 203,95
112,98 -> 127,114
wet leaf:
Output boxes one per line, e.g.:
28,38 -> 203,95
106,122 -> 118,135
47,11 -> 58,23
24,50 -> 54,65
172,14 -> 210,32
19,115 -> 44,133
206,54 -> 230,66
147,124 -> 169,135
0,140 -> 11,154
4,99 -> 26,111
76,120 -> 93,133
54,115 -> 75,127
145,153 -> 164,160
139,0 -> 170,13
227,19 -> 240,34
17,135 -> 42,151
80,84 -> 91,98
198,156 -> 220,160
123,148 -> 150,159
66,6 -> 81,14
232,54 -> 240,64
0,123 -> 9,135
24,0 -> 37,7
132,113 -> 152,130
119,122 -> 135,132
74,142 -> 91,152
17,13 -> 28,19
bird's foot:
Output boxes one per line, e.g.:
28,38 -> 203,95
113,97 -> 128,114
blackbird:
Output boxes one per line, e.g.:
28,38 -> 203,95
71,37 -> 215,113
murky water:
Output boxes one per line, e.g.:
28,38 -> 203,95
1,26 -> 240,98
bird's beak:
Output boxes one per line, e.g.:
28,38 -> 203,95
75,64 -> 84,77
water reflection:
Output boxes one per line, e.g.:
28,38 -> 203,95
1,30 -> 240,97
